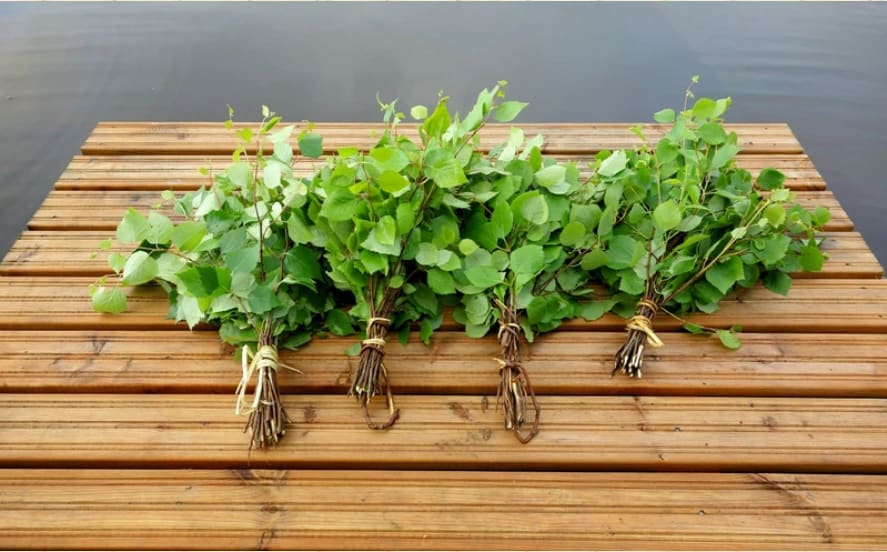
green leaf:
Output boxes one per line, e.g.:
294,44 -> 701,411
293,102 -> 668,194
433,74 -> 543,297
428,157 -> 467,189
146,212 -> 174,244
376,216 -> 397,245
799,243 -> 825,272
247,285 -> 281,314
683,323 -> 706,335
320,190 -> 359,222
515,193 -> 549,225
361,225 -> 401,256
108,252 -> 126,274
711,144 -> 740,170
653,108 -> 675,123
298,133 -> 323,158
227,162 -> 251,188
763,203 -> 786,227
763,270 -> 792,296
652,199 -> 682,232
580,248 -> 609,270
378,171 -> 410,194
535,164 -> 568,193
458,239 -> 478,256
91,286 -> 127,313
427,268 -> 456,294
559,220 -> 586,246
370,147 -> 410,173
177,295 -> 203,328
396,203 -> 415,234
812,206 -> 831,227
416,242 -> 439,266
578,299 -> 616,321
493,101 -> 528,123
325,309 -> 355,336
285,245 -> 323,281
116,208 -> 151,244
607,235 -> 640,269
697,122 -> 727,145
423,98 -> 451,138
598,150 -> 627,177
491,201 -> 514,238
757,168 -> 785,191
410,105 -> 428,120
692,97 -> 716,120
716,329 -> 742,350
170,221 -> 207,252
178,266 -> 231,298
224,246 -> 260,274
510,244 -> 545,275
705,257 -> 744,294
263,163 -> 282,189
121,251 -> 159,285
464,266 -> 503,290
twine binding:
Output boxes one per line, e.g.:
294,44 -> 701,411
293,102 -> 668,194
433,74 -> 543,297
235,344 -> 301,416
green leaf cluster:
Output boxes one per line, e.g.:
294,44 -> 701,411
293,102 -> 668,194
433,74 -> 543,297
92,107 -> 344,351
582,87 -> 830,345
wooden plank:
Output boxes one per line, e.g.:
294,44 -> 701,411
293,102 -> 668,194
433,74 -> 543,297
55,153 -> 826,191
2,231 -> 876,279
2,394 -> 886,472
2,469 -> 885,549
1,330 -> 885,398
29,189 -> 851,231
0,277 -> 883,333
80,122 -> 803,156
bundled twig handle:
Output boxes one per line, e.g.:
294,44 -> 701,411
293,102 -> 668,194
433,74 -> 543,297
235,344 -> 301,416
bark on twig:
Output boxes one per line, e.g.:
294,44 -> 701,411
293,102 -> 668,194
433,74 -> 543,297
496,306 -> 540,444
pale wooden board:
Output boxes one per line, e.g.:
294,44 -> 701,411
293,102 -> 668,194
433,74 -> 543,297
2,394 -> 887,472
0,277 -> 884,333
0,330 -> 885,397
1,470 -> 884,549
29,189 -> 851,231
80,122 -> 804,155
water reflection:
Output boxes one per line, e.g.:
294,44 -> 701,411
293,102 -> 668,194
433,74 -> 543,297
0,2 -> 885,262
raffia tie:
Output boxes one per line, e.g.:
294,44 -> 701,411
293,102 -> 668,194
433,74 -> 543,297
235,344 -> 302,416
361,317 -> 391,354
626,299 -> 664,348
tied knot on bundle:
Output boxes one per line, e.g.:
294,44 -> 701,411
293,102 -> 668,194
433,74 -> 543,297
625,299 -> 664,349
235,344 -> 301,416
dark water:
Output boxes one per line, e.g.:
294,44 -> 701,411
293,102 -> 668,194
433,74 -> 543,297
1,2 -> 885,264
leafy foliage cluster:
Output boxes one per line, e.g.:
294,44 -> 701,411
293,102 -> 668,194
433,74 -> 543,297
91,80 -> 830,446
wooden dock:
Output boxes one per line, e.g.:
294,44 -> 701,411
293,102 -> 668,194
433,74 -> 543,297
1,122 -> 885,549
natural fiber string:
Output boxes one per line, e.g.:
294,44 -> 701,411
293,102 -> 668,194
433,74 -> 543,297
626,299 -> 664,348
235,344 -> 302,416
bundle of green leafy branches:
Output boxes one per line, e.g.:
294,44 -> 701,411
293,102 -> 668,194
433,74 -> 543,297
451,136 -> 602,442
308,82 -> 534,429
90,107 -> 344,449
581,79 -> 830,378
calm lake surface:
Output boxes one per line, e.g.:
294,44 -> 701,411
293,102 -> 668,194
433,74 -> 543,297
1,2 -> 885,264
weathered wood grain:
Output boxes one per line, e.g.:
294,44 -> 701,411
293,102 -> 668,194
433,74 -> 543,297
1,470 -> 884,549
0,330 -> 885,397
2,394 -> 886,472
